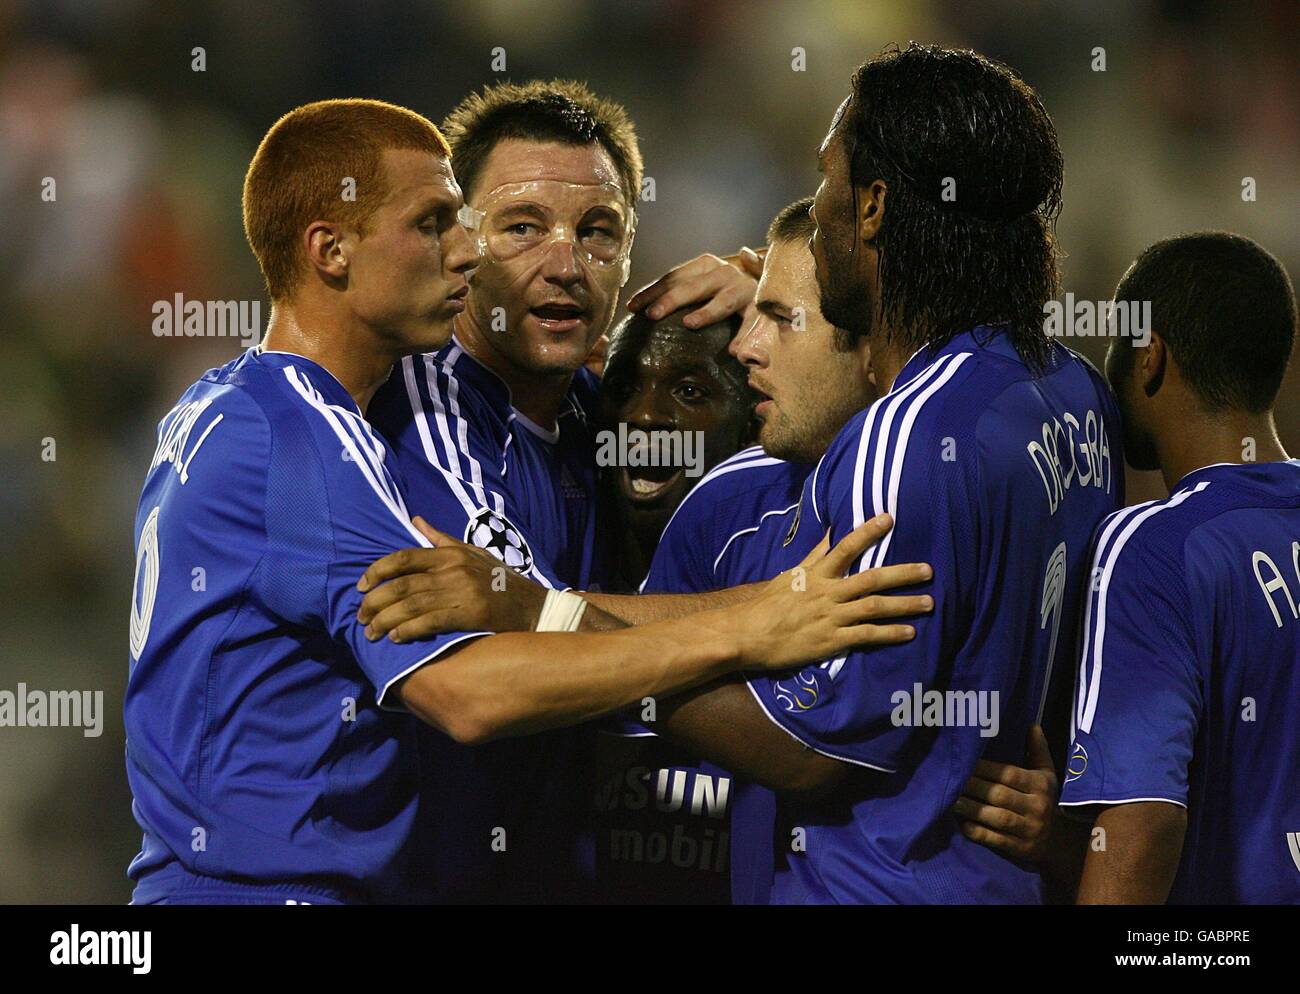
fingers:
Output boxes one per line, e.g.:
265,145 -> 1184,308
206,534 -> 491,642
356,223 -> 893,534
970,758 -> 1046,794
412,516 -> 457,548
625,256 -> 714,313
357,547 -> 439,593
961,775 -> 1032,817
364,591 -> 449,642
794,531 -> 832,572
1026,723 -> 1056,773
836,561 -> 934,599
626,254 -> 757,327
358,572 -> 432,625
836,593 -> 933,626
837,622 -> 916,647
819,514 -> 893,576
389,612 -> 463,644
640,264 -> 730,322
953,795 -> 1023,835
737,245 -> 765,280
680,275 -> 757,328
956,819 -> 1024,857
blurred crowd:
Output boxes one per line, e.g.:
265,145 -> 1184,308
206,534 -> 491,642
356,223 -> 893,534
0,0 -> 1295,902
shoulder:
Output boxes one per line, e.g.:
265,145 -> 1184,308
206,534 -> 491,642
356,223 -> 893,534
1089,482 -> 1220,588
655,448 -> 802,544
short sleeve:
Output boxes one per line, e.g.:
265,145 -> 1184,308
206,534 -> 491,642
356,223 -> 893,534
746,397 -> 972,773
261,392 -> 495,709
1059,521 -> 1200,812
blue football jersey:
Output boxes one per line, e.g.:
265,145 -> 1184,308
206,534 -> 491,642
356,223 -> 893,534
125,348 -> 491,905
746,325 -> 1124,904
1060,460 -> 1300,904
368,338 -> 612,902
595,448 -> 815,905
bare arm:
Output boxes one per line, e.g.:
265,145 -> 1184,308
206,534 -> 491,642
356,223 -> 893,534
383,516 -> 932,746
581,583 -> 762,626
651,678 -> 853,796
1075,802 -> 1187,904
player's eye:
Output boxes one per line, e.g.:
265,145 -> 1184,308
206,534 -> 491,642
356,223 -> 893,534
674,382 -> 709,404
505,222 -> 543,237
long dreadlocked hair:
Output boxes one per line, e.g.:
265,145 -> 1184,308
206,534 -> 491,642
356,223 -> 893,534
845,44 -> 1063,370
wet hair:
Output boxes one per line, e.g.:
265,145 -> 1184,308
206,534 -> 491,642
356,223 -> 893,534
441,79 -> 642,203
843,43 -> 1063,368
767,196 -> 816,245
606,308 -> 750,399
1113,231 -> 1296,412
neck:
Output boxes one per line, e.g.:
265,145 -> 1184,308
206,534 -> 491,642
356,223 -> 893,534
868,335 -> 914,395
453,311 -> 574,430
261,300 -> 397,414
1155,408 -> 1289,491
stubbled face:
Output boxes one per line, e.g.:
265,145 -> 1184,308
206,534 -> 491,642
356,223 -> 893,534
811,96 -> 875,342
602,318 -> 752,538
730,237 -> 875,463
463,138 -> 630,376
1105,338 -> 1159,471
344,149 -> 478,353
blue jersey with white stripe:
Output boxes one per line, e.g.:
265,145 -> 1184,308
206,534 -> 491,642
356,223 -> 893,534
125,349 -> 489,904
369,338 -> 611,901
1060,461 -> 1300,904
595,448 -> 814,905
747,326 -> 1124,903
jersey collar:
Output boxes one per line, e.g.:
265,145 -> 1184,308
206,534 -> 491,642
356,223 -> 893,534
890,324 -> 1014,393
1175,458 -> 1300,492
251,347 -> 361,413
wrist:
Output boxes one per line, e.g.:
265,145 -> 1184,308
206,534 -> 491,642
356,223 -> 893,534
690,605 -> 748,676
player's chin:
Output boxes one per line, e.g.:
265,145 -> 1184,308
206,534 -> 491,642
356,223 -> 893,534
412,313 -> 456,352
521,315 -> 594,369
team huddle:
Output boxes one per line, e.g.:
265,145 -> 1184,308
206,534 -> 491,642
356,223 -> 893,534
125,44 -> 1299,905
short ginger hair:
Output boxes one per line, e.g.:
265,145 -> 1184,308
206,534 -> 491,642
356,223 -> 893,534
242,98 -> 451,301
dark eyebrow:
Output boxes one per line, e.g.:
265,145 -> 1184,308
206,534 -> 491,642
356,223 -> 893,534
491,201 -> 550,221
756,297 -> 794,320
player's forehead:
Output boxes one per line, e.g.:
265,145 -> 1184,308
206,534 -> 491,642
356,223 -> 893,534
378,148 -> 462,209
610,325 -> 728,379
759,238 -> 817,307
473,138 -> 624,202
819,95 -> 851,164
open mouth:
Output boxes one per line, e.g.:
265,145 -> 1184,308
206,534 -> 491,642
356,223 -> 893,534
619,463 -> 684,504
749,379 -> 774,418
530,302 -> 585,333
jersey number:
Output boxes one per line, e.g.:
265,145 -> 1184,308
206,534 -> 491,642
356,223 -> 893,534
130,506 -> 161,662
1036,542 -> 1068,724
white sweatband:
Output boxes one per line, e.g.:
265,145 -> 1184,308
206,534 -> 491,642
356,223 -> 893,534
535,589 -> 589,632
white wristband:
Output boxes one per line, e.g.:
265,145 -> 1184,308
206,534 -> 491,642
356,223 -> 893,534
535,589 -> 589,632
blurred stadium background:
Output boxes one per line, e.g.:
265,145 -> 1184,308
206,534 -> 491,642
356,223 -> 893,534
0,0 -> 1295,902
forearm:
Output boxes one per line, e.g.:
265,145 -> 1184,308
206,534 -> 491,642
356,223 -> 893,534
400,610 -> 744,743
1075,803 -> 1186,904
582,582 -> 763,626
654,678 -> 850,796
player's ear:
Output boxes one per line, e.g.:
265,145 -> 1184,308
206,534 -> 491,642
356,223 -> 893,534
1138,330 -> 1167,398
304,220 -> 350,285
857,178 -> 887,244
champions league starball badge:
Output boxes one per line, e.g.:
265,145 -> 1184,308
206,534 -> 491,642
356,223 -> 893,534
464,507 -> 535,574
